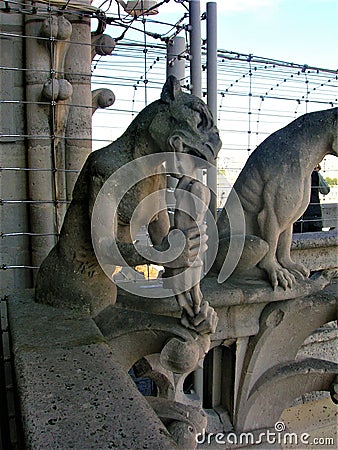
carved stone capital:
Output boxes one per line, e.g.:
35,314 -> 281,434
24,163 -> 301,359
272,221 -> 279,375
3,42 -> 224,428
42,78 -> 73,102
91,88 -> 115,114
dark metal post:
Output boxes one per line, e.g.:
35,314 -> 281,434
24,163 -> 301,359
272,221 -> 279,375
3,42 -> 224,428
166,36 -> 186,83
207,1 -> 218,218
189,0 -> 202,98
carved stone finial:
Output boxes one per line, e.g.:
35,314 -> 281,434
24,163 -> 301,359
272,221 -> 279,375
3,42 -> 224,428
160,338 -> 200,374
91,88 -> 115,114
91,34 -> 116,61
42,78 -> 73,101
39,16 -> 72,40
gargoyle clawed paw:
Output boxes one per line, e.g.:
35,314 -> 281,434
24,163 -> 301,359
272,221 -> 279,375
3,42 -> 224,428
259,261 -> 296,290
181,301 -> 218,334
279,260 -> 310,280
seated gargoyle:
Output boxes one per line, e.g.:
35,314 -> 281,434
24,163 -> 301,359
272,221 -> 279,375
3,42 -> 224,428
213,107 -> 337,290
35,76 -> 222,330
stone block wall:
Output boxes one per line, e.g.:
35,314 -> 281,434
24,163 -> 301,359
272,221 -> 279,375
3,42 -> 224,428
0,12 -> 32,290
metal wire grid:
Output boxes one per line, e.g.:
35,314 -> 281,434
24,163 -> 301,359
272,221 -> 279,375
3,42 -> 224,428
1,6 -> 337,277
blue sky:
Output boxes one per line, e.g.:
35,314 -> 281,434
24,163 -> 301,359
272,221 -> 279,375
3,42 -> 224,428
92,1 -> 337,181
102,0 -> 338,70
212,0 -> 338,69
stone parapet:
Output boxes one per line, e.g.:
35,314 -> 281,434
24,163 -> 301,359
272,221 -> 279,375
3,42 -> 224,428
6,290 -> 176,450
5,231 -> 338,448
6,269 -> 337,447
321,203 -> 337,229
116,270 -> 335,340
291,229 -> 337,271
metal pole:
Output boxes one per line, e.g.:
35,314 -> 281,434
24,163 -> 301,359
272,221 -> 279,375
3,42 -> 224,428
166,36 -> 186,83
189,1 -> 204,401
206,1 -> 218,218
189,0 -> 202,98
207,2 -> 217,120
189,0 -> 203,185
166,37 -> 186,203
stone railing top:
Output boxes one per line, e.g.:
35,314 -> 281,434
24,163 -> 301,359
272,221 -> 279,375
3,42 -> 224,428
116,269 -> 336,315
291,229 -> 337,250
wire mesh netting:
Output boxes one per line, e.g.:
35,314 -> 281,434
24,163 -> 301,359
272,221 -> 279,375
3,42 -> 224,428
0,1 -> 337,288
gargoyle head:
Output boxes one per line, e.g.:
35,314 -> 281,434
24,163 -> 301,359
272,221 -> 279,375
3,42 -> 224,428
148,76 -> 222,166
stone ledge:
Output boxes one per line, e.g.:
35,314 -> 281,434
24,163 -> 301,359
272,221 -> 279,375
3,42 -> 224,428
116,269 -> 336,315
6,290 -> 176,450
291,230 -> 337,271
114,271 -> 336,341
291,229 -> 337,250
114,231 -> 337,316
15,345 -> 176,449
4,241 -> 337,448
6,290 -> 105,354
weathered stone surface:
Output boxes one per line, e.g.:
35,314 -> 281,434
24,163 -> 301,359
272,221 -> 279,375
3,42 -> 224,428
6,277 -> 337,447
115,267 -> 335,316
234,287 -> 337,431
6,290 -> 177,449
291,229 -> 338,271
203,269 -> 335,308
16,346 -> 176,449
280,396 -> 337,449
237,358 -> 337,431
94,305 -> 207,371
7,289 -> 104,353
0,31 -> 31,289
160,338 -> 201,373
147,397 -> 207,449
163,176 -> 218,334
92,88 -> 115,113
113,270 -> 335,342
91,34 -> 116,60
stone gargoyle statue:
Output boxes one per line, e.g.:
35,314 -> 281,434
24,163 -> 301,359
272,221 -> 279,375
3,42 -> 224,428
213,107 -> 337,290
36,76 -> 222,334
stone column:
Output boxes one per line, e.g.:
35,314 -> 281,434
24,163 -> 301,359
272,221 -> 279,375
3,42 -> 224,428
64,5 -> 92,200
24,2 -> 94,270
25,10 -> 57,269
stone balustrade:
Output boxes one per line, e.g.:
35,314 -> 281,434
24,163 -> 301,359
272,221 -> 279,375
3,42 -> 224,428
4,230 -> 337,449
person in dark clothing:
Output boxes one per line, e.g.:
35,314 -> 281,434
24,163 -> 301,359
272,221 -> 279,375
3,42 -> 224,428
293,165 -> 330,232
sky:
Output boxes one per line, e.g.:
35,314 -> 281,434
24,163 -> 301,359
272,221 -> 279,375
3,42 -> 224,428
163,0 -> 338,70
96,0 -> 338,70
91,0 -> 338,184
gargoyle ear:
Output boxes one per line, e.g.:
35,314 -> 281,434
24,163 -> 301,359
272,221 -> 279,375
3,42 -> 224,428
161,75 -> 182,103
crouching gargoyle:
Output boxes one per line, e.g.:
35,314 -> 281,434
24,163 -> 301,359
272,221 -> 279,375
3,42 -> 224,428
35,76 -> 222,334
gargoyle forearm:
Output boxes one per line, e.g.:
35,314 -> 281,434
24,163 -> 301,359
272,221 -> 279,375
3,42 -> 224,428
98,234 -> 186,268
